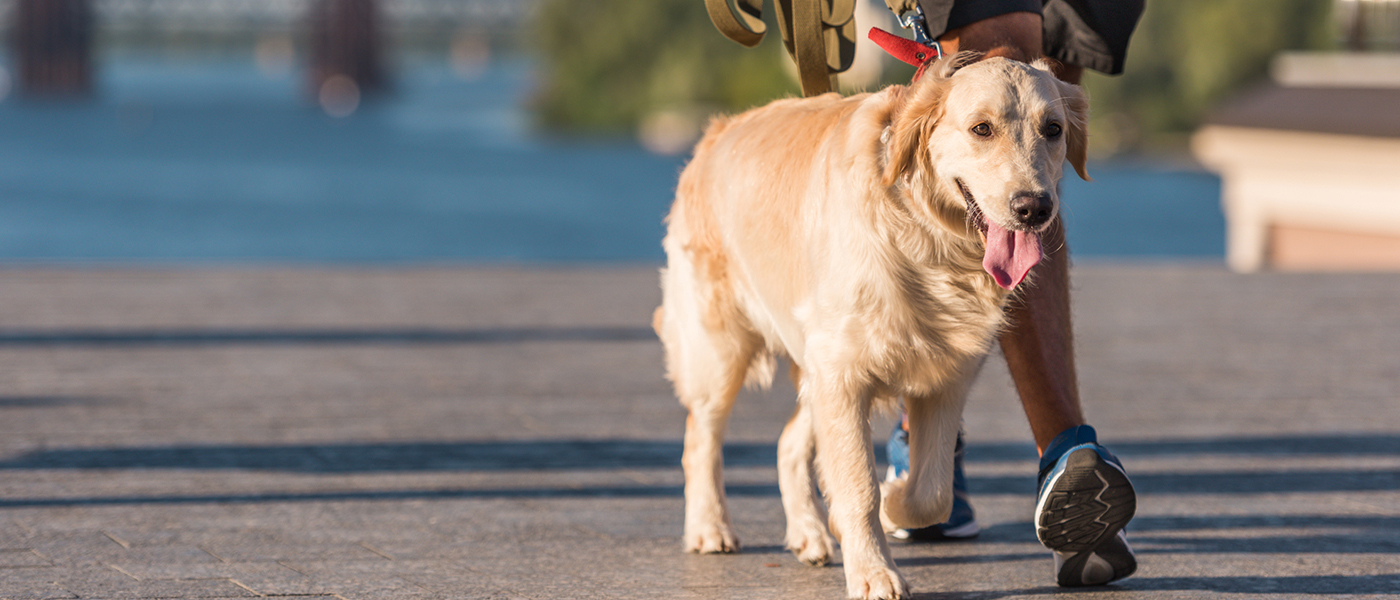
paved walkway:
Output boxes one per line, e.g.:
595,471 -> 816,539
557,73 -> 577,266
0,265 -> 1396,599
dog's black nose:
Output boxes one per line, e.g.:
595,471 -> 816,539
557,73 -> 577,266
1010,192 -> 1053,228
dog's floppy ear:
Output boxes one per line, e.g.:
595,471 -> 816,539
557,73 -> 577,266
882,76 -> 947,187
881,53 -> 981,187
1056,78 -> 1091,181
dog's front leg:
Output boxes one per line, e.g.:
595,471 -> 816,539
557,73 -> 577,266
881,356 -> 982,533
809,380 -> 909,600
879,392 -> 965,532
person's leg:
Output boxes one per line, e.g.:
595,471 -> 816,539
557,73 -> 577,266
936,10 -> 1083,99
934,10 -> 1041,64
998,225 -> 1083,452
888,6 -> 1137,586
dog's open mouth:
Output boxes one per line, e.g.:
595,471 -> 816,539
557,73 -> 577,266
956,178 -> 1043,290
958,179 -> 990,237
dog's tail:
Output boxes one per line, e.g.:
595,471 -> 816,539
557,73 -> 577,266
743,348 -> 777,391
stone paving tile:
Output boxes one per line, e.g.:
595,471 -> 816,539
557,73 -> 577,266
34,541 -> 220,569
277,557 -> 460,578
394,571 -> 549,599
269,559 -> 439,599
15,531 -> 130,566
104,561 -> 324,595
50,569 -> 256,599
0,520 -> 33,543
0,567 -> 79,600
198,540 -> 392,563
0,586 -> 77,600
0,548 -> 52,568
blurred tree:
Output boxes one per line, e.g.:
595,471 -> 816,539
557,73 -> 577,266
1082,0 -> 1335,153
532,0 -> 798,134
532,0 -> 1336,154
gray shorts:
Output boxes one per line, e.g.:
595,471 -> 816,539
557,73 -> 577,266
919,0 -> 1144,75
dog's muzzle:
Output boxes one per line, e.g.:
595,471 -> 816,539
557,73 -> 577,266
956,179 -> 1045,290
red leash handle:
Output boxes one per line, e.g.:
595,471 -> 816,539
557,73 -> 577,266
868,26 -> 941,81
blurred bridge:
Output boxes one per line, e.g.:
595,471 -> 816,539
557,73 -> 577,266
0,0 -> 526,29
4,0 -> 533,98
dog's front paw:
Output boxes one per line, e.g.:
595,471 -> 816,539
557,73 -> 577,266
879,478 -> 951,533
845,563 -> 910,600
785,524 -> 835,566
684,523 -> 739,554
878,479 -> 909,533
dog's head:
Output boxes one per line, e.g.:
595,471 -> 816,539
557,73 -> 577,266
882,55 -> 1088,289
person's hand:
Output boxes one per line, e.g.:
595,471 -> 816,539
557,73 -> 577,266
885,0 -> 920,15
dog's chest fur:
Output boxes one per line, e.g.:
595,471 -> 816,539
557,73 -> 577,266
816,254 -> 1010,397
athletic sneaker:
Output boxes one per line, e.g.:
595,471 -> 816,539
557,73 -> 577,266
1035,425 -> 1138,586
884,426 -> 981,541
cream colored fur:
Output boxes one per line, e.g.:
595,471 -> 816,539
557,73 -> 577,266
653,55 -> 1089,600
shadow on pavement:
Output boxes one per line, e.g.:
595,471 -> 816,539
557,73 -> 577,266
0,395 -> 107,408
913,574 -> 1400,598
1127,514 -> 1400,554
1,436 -> 1396,498
0,484 -> 773,508
970,469 -> 1400,495
0,440 -> 772,471
2,434 -> 1396,474
0,326 -> 657,346
1118,573 -> 1400,595
0,436 -> 1395,511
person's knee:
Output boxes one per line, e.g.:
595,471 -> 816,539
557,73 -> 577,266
936,10 -> 1043,61
931,10 -> 1089,83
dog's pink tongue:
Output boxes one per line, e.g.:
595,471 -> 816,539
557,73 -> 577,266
982,221 -> 1043,290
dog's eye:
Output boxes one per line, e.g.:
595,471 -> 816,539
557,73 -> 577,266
971,123 -> 992,137
1044,123 -> 1063,138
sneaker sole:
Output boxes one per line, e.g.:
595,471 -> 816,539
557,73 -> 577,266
1035,447 -> 1136,553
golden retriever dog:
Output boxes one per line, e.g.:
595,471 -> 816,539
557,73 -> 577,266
653,54 -> 1088,599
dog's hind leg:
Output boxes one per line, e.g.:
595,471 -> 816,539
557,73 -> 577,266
778,363 -> 836,565
656,248 -> 758,555
880,355 -> 986,533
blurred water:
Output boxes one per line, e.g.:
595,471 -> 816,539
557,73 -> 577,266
0,57 -> 1223,263
1061,164 -> 1225,259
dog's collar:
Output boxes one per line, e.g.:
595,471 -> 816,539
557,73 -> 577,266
879,125 -> 899,183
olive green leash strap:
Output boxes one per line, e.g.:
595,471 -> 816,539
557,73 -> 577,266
703,0 -> 767,48
793,0 -> 831,95
822,0 -> 857,75
703,0 -> 857,96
